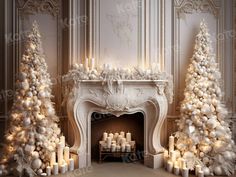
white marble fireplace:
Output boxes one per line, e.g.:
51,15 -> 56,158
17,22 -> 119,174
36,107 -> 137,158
64,71 -> 173,169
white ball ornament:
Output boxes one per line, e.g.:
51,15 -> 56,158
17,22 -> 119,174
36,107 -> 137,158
203,167 -> 211,175
206,118 -> 218,129
213,166 -> 223,176
23,117 -> 31,126
32,151 -> 39,159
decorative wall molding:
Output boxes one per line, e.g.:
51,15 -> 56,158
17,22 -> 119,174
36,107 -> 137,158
174,0 -> 219,17
17,0 -> 60,17
172,0 -> 224,116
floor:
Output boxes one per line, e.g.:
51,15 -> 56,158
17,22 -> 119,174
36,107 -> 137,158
54,162 -> 236,177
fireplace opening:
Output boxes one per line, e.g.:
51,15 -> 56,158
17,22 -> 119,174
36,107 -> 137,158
91,112 -> 144,163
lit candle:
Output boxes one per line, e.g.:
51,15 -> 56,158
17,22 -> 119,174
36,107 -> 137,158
108,133 -> 114,140
46,166 -> 51,176
50,152 -> 56,167
114,132 -> 119,140
116,145 -> 121,152
198,170 -> 204,177
121,138 -> 126,145
169,135 -> 174,152
111,144 -> 116,152
126,132 -> 131,142
53,163 -> 58,175
69,158 -> 74,171
170,151 -> 176,162
174,165 -> 180,175
120,131 -> 125,138
163,150 -> 169,169
182,167 -> 189,177
121,144 -> 126,152
107,137 -> 112,149
117,135 -> 123,144
57,142 -> 64,166
64,146 -> 70,164
167,160 -> 173,173
91,58 -> 95,70
85,58 -> 89,72
195,165 -> 201,176
60,164 -> 66,174
125,144 -> 131,152
60,136 -> 65,148
103,132 -> 108,141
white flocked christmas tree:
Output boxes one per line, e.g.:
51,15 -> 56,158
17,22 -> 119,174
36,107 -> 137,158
175,21 -> 236,176
1,21 -> 61,176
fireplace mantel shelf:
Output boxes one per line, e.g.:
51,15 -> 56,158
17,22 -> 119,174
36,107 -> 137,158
64,78 -> 173,169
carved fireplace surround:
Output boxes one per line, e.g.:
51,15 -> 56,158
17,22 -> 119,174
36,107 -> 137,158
64,74 -> 173,169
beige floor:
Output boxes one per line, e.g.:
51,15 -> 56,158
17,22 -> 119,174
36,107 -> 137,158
54,162 -> 235,177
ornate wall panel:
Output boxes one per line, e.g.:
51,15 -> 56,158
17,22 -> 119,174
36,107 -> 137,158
14,0 -> 64,115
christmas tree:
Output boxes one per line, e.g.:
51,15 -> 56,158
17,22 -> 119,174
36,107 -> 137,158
175,21 -> 236,176
1,21 -> 61,176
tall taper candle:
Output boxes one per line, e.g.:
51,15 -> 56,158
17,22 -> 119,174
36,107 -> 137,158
64,146 -> 70,163
60,136 -> 65,148
85,58 -> 89,72
57,142 -> 64,165
169,135 -> 174,152
53,163 -> 58,175
91,58 -> 95,70
50,152 -> 56,167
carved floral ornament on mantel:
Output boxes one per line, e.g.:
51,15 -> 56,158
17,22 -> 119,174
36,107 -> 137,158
62,64 -> 174,105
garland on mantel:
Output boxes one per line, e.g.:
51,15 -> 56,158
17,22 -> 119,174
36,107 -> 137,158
62,64 -> 173,103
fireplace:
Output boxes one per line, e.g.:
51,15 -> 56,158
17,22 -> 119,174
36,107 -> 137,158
91,112 -> 144,162
64,79 -> 172,169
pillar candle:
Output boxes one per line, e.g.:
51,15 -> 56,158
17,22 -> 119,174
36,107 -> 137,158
126,132 -> 131,142
116,145 -> 121,152
111,144 -> 116,152
125,144 -> 131,152
182,167 -> 189,177
195,165 -> 201,176
114,132 -> 119,140
169,135 -> 174,152
121,138 -> 126,145
163,150 -> 169,169
108,133 -> 114,139
46,166 -> 51,176
57,142 -> 64,166
174,165 -> 180,175
103,132 -> 108,141
69,158 -> 74,171
107,137 -> 112,149
60,136 -> 65,148
91,58 -> 95,70
167,160 -> 173,173
50,152 -> 56,167
53,163 -> 58,175
170,151 -> 176,162
121,144 -> 126,152
117,135 -> 123,144
64,146 -> 70,163
60,164 -> 66,174
85,58 -> 89,71
120,131 -> 125,138
198,170 -> 204,177
41,173 -> 47,176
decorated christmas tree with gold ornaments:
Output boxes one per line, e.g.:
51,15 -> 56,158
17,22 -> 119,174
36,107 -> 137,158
0,21 -> 61,177
175,21 -> 236,176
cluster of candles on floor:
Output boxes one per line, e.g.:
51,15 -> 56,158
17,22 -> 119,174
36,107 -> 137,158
164,135 -> 204,177
100,131 -> 135,152
42,136 -> 75,176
